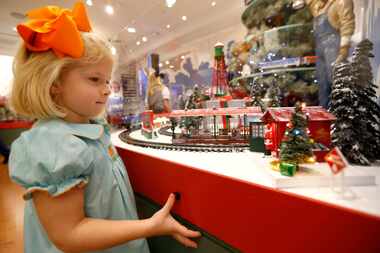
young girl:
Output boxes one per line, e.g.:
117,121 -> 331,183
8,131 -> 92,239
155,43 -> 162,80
9,2 -> 200,253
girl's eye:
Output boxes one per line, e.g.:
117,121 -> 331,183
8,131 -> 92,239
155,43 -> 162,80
89,77 -> 100,82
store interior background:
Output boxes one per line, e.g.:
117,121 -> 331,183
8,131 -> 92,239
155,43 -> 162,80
0,1 -> 380,252
1,0 -> 380,113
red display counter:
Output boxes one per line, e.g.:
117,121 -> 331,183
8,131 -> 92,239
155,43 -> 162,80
0,120 -> 34,129
116,146 -> 380,253
0,120 -> 34,146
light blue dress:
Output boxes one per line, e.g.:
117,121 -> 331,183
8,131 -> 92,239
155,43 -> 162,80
9,118 -> 150,253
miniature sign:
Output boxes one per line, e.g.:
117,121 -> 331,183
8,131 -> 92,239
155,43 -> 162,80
324,147 -> 349,174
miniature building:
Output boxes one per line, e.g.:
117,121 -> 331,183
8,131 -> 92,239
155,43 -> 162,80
142,107 -> 263,145
141,110 -> 155,139
261,106 -> 336,161
249,121 -> 265,152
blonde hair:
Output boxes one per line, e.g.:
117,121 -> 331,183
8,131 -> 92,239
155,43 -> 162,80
147,72 -> 163,97
10,33 -> 113,119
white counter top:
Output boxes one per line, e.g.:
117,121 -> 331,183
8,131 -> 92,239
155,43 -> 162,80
112,130 -> 380,217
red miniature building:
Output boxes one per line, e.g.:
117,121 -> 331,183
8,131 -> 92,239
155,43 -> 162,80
141,110 -> 155,138
261,106 -> 336,162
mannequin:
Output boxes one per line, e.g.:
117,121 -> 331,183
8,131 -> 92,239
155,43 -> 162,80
298,0 -> 355,108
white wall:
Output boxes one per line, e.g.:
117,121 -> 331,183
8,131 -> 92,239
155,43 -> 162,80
352,0 -> 380,95
0,55 -> 13,96
162,23 -> 246,83
185,24 -> 246,67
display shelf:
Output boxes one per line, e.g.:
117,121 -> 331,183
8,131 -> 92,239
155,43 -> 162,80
230,66 -> 318,106
230,66 -> 315,83
263,23 -> 314,54
113,130 -> 380,253
242,0 -> 313,30
112,130 -> 380,217
241,0 -> 266,21
241,0 -> 314,61
234,0 -> 317,106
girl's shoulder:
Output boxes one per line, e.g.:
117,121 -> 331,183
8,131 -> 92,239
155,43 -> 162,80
9,118 -> 105,198
11,118 -> 106,163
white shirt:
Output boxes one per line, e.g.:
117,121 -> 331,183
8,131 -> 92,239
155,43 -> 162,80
162,86 -> 170,100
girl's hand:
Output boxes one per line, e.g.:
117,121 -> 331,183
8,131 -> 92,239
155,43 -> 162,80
150,193 -> 201,248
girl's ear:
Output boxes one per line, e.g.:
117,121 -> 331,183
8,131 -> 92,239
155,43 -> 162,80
50,82 -> 62,95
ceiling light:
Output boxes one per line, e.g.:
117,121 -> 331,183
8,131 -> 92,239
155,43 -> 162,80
142,36 -> 148,42
111,46 -> 116,55
182,16 -> 187,21
211,1 -> 216,7
165,60 -> 170,65
105,4 -> 114,15
86,0 -> 93,6
169,65 -> 174,69
159,63 -> 163,67
136,41 -> 141,46
127,27 -> 136,33
180,55 -> 185,59
166,0 -> 176,8
166,24 -> 171,29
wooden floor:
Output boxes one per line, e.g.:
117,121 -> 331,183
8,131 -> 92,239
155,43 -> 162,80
0,156 -> 24,253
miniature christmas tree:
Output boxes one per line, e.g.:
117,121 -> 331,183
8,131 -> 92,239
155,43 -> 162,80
180,116 -> 202,136
351,39 -> 380,161
329,62 -> 370,165
250,78 -> 266,112
266,80 -> 281,107
330,39 -> 380,165
280,102 -> 314,166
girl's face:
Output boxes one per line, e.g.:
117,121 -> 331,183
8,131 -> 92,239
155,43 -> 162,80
53,58 -> 113,123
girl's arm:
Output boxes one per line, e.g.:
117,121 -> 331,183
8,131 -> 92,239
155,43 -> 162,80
33,186 -> 200,253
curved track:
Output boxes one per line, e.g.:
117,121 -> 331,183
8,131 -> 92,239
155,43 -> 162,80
119,129 -> 250,152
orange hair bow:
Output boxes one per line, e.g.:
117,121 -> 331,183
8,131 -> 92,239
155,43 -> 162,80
17,2 -> 92,58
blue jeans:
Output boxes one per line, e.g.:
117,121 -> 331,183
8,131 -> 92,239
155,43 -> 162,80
314,14 -> 340,109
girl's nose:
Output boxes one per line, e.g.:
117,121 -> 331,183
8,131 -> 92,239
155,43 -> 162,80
104,84 -> 111,96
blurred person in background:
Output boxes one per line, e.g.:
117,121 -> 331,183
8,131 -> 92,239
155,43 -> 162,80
106,81 -> 124,128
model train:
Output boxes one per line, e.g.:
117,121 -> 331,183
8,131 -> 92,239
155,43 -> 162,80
258,56 -> 317,70
140,107 -> 264,149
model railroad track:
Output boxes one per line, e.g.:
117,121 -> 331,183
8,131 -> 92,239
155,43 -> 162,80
119,130 -> 250,152
158,126 -> 180,138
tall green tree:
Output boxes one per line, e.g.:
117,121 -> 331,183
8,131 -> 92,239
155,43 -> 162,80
330,39 -> 380,165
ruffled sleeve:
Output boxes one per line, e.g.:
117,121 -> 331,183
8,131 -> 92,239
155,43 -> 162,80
9,126 -> 94,200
